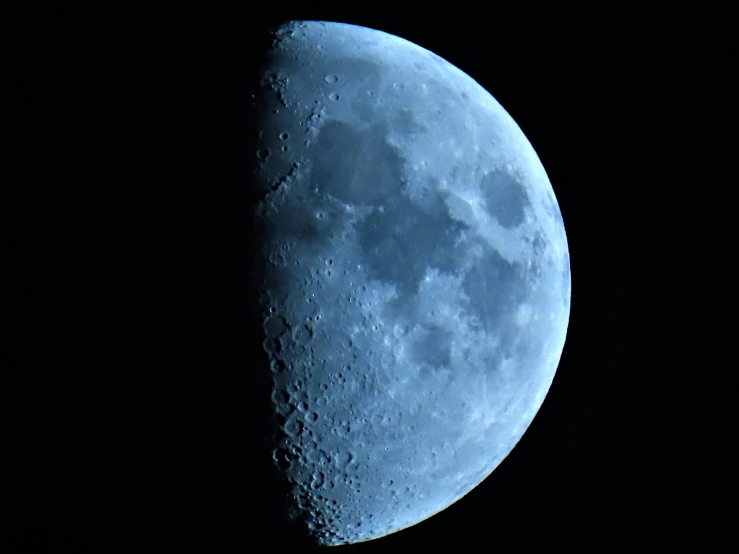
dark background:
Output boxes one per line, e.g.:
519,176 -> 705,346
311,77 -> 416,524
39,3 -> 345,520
11,4 -> 735,552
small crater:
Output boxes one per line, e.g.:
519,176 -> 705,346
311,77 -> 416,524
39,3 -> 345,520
334,451 -> 353,468
271,389 -> 290,406
305,411 -> 318,423
393,324 -> 408,339
311,472 -> 325,489
336,420 -> 351,437
284,418 -> 304,437
279,132 -> 289,140
256,147 -> 270,160
324,74 -> 338,83
270,359 -> 287,373
263,337 -> 283,357
273,448 -> 290,472
294,324 -> 314,345
264,315 -> 288,338
328,92 -> 340,101
307,448 -> 330,465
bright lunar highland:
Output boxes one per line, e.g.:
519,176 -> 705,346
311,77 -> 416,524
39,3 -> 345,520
250,20 -> 571,546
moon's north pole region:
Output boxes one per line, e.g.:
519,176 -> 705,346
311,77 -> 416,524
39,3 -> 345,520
250,20 -> 571,546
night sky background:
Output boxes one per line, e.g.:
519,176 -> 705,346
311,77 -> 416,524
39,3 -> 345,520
11,5 -> 735,552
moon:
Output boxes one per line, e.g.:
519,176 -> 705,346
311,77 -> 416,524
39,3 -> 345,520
250,20 -> 571,546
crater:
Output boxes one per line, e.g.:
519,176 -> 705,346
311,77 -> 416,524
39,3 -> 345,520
480,169 -> 530,229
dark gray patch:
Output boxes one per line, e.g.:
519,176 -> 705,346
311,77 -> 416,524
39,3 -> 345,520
356,192 -> 467,298
392,109 -> 425,136
480,170 -> 530,229
351,95 -> 376,124
310,120 -> 404,206
262,263 -> 294,305
257,187 -> 346,261
323,58 -> 381,123
409,324 -> 453,369
264,315 -> 288,338
462,245 -> 526,356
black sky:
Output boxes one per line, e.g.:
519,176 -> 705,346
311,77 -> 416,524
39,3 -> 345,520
11,5 -> 735,552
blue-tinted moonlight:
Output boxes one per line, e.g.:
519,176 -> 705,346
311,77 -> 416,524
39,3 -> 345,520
251,20 -> 571,546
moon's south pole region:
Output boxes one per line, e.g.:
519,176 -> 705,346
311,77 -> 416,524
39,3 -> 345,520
250,20 -> 571,546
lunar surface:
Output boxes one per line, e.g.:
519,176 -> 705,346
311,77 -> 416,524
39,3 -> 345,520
250,21 -> 571,546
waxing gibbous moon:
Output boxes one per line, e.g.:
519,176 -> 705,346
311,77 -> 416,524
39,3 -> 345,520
250,20 -> 571,546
